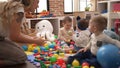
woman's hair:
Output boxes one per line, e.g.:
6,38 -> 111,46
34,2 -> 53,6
90,16 -> 107,31
11,0 -> 34,7
77,18 -> 89,30
63,16 -> 72,24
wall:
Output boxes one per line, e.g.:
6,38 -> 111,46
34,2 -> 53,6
49,0 -> 73,16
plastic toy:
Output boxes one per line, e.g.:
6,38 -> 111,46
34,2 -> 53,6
82,66 -> 89,68
72,59 -> 80,67
97,44 -> 120,68
53,54 -> 59,59
82,62 -> 89,67
56,58 -> 65,66
22,45 -> 28,51
36,20 -> 55,41
90,66 -> 95,68
50,56 -> 57,63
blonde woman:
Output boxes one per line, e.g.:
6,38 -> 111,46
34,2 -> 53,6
0,0 -> 45,66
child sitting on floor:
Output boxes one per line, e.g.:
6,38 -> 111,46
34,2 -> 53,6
67,16 -> 120,68
72,18 -> 91,51
58,16 -> 74,46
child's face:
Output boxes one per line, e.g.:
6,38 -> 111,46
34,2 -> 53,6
88,21 -> 96,33
64,21 -> 72,30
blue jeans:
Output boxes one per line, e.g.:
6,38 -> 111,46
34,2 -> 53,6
67,50 -> 101,68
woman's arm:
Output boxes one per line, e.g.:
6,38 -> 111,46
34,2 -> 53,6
9,12 -> 45,45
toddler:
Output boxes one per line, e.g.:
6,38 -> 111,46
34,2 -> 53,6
58,16 -> 74,46
67,16 -> 120,68
72,18 -> 91,51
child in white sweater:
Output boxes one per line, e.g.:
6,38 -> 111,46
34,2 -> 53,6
72,19 -> 91,51
67,16 -> 120,68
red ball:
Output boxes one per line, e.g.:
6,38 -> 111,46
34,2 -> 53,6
82,62 -> 89,67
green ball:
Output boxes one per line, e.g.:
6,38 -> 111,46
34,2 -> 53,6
54,35 -> 58,39
45,46 -> 49,50
50,56 -> 57,63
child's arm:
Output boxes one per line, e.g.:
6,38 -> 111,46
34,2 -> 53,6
105,36 -> 120,48
58,29 -> 66,41
77,41 -> 91,53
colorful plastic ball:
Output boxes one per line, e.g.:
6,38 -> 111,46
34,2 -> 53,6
50,56 -> 57,63
67,64 -> 71,68
53,54 -> 59,59
22,45 -> 28,51
82,62 -> 89,67
54,35 -> 58,39
52,42 -> 56,45
82,66 -> 89,68
72,59 -> 80,67
45,46 -> 49,50
40,47 -> 46,51
97,44 -> 120,68
49,44 -> 55,48
33,49 -> 38,53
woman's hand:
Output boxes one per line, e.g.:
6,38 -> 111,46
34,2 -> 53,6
34,37 -> 46,46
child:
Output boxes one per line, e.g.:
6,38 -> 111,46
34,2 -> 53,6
67,16 -> 120,68
72,18 -> 91,51
58,16 -> 74,46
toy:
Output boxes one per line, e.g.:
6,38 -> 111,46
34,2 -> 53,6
50,56 -> 57,63
36,20 -> 55,41
22,45 -> 28,51
97,44 -> 120,68
82,62 -> 89,67
72,59 -> 80,67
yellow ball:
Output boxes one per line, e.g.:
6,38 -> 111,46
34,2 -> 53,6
90,66 -> 95,68
72,59 -> 80,67
83,66 -> 89,68
53,54 -> 59,59
44,43 -> 48,46
59,53 -> 65,57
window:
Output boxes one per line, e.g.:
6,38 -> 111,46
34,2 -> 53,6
36,0 -> 49,13
79,0 -> 91,11
64,0 -> 73,13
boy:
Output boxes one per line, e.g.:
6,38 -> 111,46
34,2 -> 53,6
67,16 -> 120,68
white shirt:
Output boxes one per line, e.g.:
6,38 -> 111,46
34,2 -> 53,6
72,30 -> 91,47
87,33 -> 120,55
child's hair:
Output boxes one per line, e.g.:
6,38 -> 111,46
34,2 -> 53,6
63,16 -> 72,24
90,16 -> 107,31
77,18 -> 89,30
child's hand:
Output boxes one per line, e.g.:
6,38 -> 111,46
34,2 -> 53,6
77,47 -> 87,53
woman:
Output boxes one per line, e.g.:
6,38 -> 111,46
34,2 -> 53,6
0,0 -> 45,66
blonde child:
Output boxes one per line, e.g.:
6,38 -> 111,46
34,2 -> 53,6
67,16 -> 120,68
58,16 -> 74,46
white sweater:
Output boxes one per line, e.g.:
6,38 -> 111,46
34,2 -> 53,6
72,30 -> 91,47
87,33 -> 120,56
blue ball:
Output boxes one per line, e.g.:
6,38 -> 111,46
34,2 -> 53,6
22,45 -> 28,51
40,46 -> 46,51
33,49 -> 38,53
49,44 -> 54,48
97,44 -> 120,68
